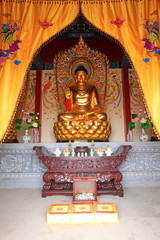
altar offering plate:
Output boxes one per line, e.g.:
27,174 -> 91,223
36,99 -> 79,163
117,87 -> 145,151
63,148 -> 70,157
97,152 -> 104,156
63,153 -> 70,157
97,147 -> 104,156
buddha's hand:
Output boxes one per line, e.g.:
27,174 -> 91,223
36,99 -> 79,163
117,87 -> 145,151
65,88 -> 72,99
94,104 -> 102,113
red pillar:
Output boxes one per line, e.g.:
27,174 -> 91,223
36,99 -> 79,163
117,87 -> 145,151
122,65 -> 131,141
35,67 -> 42,142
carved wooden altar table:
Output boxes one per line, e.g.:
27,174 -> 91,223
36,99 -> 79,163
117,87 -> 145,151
33,145 -> 132,198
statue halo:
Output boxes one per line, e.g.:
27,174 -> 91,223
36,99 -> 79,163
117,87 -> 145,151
69,58 -> 94,81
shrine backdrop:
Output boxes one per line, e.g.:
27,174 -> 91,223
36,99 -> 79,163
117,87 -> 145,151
0,0 -> 160,142
16,68 -> 149,143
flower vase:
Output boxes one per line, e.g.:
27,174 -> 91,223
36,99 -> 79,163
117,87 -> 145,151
140,128 -> 149,142
22,130 -> 31,143
33,128 -> 39,143
127,129 -> 133,142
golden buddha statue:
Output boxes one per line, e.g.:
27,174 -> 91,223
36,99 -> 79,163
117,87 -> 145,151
58,65 -> 107,122
54,65 -> 111,141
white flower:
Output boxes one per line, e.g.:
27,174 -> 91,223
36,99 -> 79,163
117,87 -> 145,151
33,122 -> 38,128
141,118 -> 147,123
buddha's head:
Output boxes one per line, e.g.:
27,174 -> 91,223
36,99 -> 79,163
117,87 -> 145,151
75,65 -> 88,87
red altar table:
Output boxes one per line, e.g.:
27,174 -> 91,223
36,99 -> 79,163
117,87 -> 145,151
33,145 -> 132,198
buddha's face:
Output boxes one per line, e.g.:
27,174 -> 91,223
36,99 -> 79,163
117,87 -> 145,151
75,71 -> 87,85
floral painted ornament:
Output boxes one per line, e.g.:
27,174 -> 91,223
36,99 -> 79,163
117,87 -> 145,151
143,58 -> 150,63
110,17 -> 125,28
0,21 -> 22,67
14,60 -> 21,65
143,21 -> 159,44
1,22 -> 20,45
142,58 -> 150,69
14,60 -> 21,70
39,18 -> 53,30
141,17 -> 160,62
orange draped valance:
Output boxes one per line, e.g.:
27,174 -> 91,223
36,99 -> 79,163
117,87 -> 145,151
0,0 -> 160,142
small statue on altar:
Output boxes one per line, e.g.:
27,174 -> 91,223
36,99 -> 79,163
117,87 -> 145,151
90,148 -> 94,156
71,148 -> 75,157
105,146 -> 113,156
53,147 -> 61,157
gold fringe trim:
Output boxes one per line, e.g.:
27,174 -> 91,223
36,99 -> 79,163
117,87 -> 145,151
3,0 -> 79,4
80,9 -> 160,140
80,0 -> 142,3
2,0 -> 143,3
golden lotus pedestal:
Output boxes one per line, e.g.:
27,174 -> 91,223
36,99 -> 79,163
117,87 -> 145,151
54,119 -> 111,141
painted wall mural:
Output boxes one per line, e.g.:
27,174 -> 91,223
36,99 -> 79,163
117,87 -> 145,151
0,20 -> 22,69
41,70 -> 58,142
107,69 -> 122,109
25,71 -> 36,113
107,69 -> 125,142
42,71 -> 56,119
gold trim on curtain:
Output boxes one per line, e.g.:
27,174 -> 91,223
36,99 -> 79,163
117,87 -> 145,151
0,0 -> 79,142
80,0 -> 142,2
81,0 -> 160,139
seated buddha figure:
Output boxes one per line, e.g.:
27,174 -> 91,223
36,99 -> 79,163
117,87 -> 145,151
58,65 -> 107,122
54,65 -> 111,141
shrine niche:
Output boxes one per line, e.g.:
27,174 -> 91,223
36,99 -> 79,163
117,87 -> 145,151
53,35 -> 111,141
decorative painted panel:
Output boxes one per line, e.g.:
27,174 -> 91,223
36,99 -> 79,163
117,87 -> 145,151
41,70 -> 58,142
107,69 -> 125,142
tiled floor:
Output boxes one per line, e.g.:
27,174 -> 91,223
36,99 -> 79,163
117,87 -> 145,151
0,187 -> 160,240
